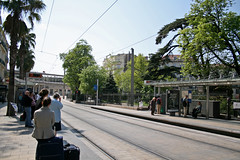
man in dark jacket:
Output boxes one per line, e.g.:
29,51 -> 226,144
22,90 -> 33,128
151,97 -> 156,115
183,95 -> 188,118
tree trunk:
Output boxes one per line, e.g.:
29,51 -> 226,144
6,36 -> 18,116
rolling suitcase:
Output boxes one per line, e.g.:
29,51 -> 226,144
63,141 -> 80,160
36,136 -> 64,160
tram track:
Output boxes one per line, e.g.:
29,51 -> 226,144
61,118 -> 116,160
64,103 -> 240,154
61,102 -> 240,159
62,106 -> 173,160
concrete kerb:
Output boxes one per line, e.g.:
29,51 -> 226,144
91,106 -> 240,139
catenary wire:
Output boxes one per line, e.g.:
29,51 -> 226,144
35,32 -> 158,69
112,33 -> 158,54
63,0 -> 118,53
40,0 -> 55,52
94,33 -> 158,62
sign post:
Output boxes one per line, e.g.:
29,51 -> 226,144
94,79 -> 99,105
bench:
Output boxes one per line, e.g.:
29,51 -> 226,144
168,109 -> 179,116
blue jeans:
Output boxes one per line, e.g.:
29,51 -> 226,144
24,107 -> 32,126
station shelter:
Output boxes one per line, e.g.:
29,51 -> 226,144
144,77 -> 240,119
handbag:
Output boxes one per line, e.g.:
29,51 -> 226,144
20,111 -> 26,121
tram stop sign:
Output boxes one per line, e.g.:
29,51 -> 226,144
93,84 -> 98,91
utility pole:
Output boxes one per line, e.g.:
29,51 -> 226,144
130,48 -> 134,106
96,79 -> 99,105
63,69 -> 65,99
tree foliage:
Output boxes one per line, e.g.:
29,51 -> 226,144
60,39 -> 95,91
146,18 -> 188,80
17,30 -> 36,79
0,0 -> 45,116
115,54 -> 148,93
78,65 -> 107,96
178,0 -> 240,77
102,73 -> 118,94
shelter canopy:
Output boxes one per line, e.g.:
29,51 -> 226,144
144,77 -> 240,87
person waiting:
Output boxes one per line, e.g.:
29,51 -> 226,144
35,88 -> 49,111
32,97 -> 55,141
32,97 -> 57,159
49,93 -> 63,131
192,102 -> 202,118
22,90 -> 33,128
182,95 -> 188,118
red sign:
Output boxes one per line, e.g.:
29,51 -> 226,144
29,73 -> 42,78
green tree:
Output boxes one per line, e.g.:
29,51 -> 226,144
0,0 -> 46,116
102,73 -> 119,103
103,73 -> 118,94
17,30 -> 36,79
178,0 -> 240,77
78,65 -> 107,97
146,18 -> 188,80
60,39 -> 95,92
22,50 -> 35,73
115,54 -> 148,93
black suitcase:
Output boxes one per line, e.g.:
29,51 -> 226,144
63,141 -> 80,160
36,136 -> 64,160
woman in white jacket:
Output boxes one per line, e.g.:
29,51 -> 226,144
49,93 -> 63,131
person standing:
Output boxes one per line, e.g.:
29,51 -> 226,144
22,90 -> 33,128
151,97 -> 156,115
18,92 -> 23,112
32,97 -> 56,159
156,96 -> 162,114
35,88 -> 49,111
49,93 -> 63,131
30,91 -> 36,120
32,96 -> 55,140
183,95 -> 188,118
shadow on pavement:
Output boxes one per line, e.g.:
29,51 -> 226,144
60,123 -> 85,138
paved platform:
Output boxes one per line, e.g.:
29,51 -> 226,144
0,101 -> 240,160
0,102 -> 105,160
91,105 -> 240,138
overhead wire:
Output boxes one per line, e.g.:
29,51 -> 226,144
94,33 -> 158,63
35,0 -> 158,73
112,33 -> 158,54
36,50 -> 58,56
49,0 -> 118,73
35,0 -> 119,74
40,0 -> 55,52
63,0 -> 118,53
37,32 -> 159,68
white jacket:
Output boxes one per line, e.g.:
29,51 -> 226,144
49,99 -> 63,122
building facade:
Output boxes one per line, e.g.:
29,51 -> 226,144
13,71 -> 71,99
0,16 -> 9,85
103,53 -> 134,74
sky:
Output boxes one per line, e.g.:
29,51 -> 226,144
2,0 -> 240,75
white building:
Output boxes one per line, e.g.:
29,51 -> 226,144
0,16 -> 9,84
103,53 -> 134,74
13,71 -> 71,98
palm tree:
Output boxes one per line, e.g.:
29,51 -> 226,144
0,0 -> 45,116
17,29 -> 36,79
23,49 -> 35,74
